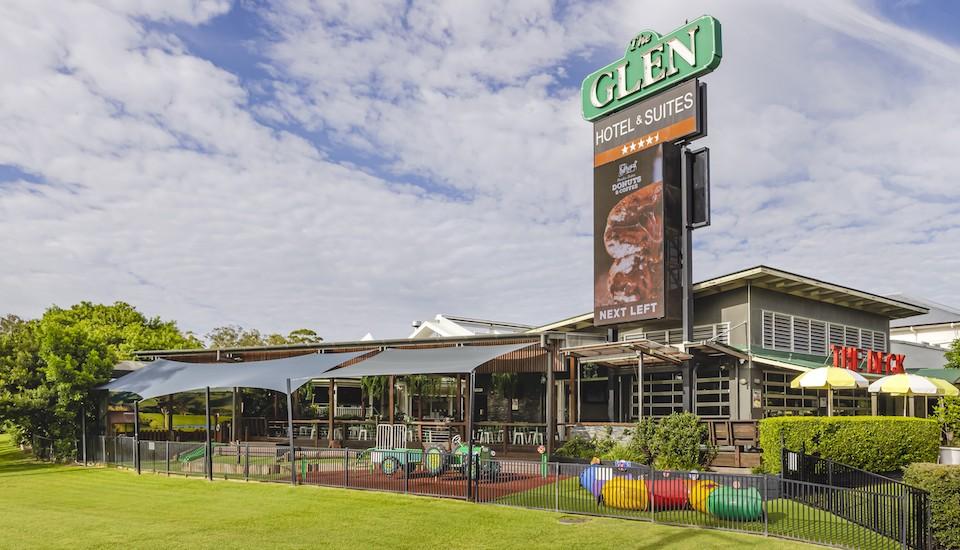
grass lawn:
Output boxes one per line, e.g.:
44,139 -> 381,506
0,434 -> 819,550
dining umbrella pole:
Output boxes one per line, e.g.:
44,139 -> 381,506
827,388 -> 833,417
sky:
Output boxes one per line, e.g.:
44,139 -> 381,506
1,0 -> 959,341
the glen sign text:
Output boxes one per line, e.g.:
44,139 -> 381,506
581,15 -> 721,121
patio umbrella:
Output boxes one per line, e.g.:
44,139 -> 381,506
929,377 -> 960,397
868,373 -> 940,415
790,367 -> 869,416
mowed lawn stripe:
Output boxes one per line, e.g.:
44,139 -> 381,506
0,435 -> 815,550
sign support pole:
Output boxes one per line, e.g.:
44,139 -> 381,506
681,146 -> 695,414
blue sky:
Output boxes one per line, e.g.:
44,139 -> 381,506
1,0 -> 959,341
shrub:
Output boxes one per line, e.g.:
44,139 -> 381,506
555,435 -> 600,460
759,416 -> 940,474
650,412 -> 714,470
903,463 -> 960,549
934,396 -> 960,444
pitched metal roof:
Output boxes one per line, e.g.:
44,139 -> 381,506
530,265 -> 928,333
887,294 -> 960,328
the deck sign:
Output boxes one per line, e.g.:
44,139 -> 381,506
581,16 -> 722,122
589,16 -> 719,327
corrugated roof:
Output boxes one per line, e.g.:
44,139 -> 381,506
531,265 -> 928,333
888,294 -> 960,328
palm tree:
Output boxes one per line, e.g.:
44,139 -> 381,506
405,375 -> 441,421
491,373 -> 519,424
360,376 -> 386,419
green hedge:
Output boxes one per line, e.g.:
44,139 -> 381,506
903,463 -> 960,549
759,416 -> 939,473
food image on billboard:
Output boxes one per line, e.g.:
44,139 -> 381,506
594,145 -> 681,326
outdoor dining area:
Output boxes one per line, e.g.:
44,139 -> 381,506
97,337 -> 572,474
789,366 -> 959,417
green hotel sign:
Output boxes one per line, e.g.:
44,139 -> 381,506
581,16 -> 722,121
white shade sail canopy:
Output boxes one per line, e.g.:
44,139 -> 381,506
321,343 -> 536,378
99,351 -> 365,400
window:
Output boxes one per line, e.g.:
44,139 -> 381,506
762,370 -> 870,417
695,365 -> 730,418
762,310 -> 887,355
631,369 -> 684,418
628,323 -> 731,345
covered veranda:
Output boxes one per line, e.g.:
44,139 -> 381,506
97,337 -> 565,470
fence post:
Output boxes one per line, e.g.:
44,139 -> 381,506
900,492 -> 908,550
763,475 -> 769,537
404,450 -> 410,494
134,400 -> 141,475
554,462 -> 560,512
650,467 -> 656,523
113,437 -> 118,467
101,436 -> 106,466
290,444 -> 296,486
81,406 -> 87,465
344,447 -> 349,488
244,443 -> 249,481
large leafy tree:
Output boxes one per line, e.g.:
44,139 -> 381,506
207,325 -> 322,348
946,338 -> 960,369
0,302 -> 199,453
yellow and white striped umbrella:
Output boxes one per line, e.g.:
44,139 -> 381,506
929,377 -> 960,397
790,367 -> 868,390
790,367 -> 868,416
867,373 -> 939,396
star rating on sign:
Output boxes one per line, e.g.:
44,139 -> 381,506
616,132 -> 664,157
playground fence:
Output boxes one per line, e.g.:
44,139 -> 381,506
781,447 -> 930,550
55,437 -> 929,549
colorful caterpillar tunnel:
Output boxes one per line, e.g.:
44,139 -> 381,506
581,465 -> 764,521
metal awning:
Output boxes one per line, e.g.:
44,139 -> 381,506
321,343 -> 535,378
98,351 -> 365,400
561,340 -> 691,366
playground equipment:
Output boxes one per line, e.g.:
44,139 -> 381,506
688,479 -> 719,513
601,477 -> 649,510
359,426 -> 500,479
648,477 -> 689,509
706,485 -> 763,521
425,435 -> 501,480
579,464 -> 615,497
357,424 -> 427,476
582,462 -> 764,521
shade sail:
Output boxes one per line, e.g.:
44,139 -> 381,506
99,351 -> 365,400
321,343 -> 536,378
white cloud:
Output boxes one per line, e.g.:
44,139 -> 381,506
1,0 -> 958,343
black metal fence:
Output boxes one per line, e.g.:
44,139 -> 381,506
781,447 -> 931,550
33,437 -> 928,550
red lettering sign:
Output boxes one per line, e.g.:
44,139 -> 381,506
830,345 -> 902,374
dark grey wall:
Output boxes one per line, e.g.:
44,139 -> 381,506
748,285 -> 890,350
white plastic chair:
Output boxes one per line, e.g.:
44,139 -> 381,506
512,430 -> 524,445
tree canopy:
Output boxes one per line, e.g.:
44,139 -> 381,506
206,325 -> 322,348
947,338 -> 960,369
0,302 -> 198,451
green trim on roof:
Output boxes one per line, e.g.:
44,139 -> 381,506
749,348 -> 832,370
908,368 -> 960,384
